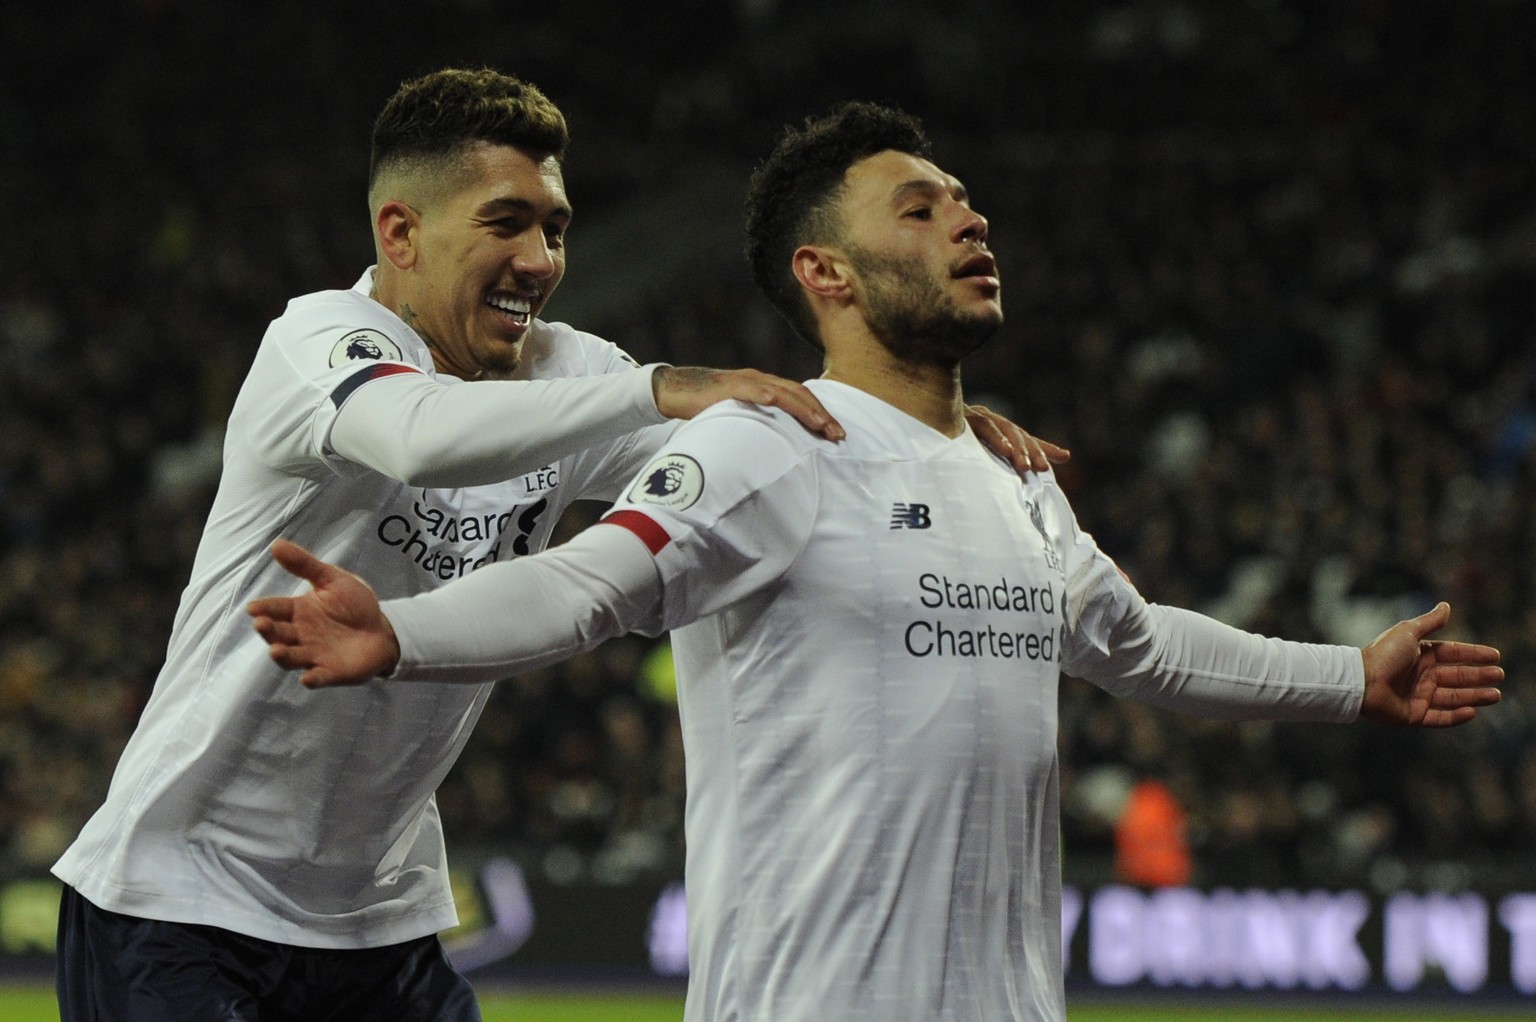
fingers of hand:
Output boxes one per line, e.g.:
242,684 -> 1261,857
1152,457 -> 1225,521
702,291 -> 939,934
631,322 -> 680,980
302,666 -> 367,689
1423,639 -> 1502,666
258,620 -> 301,647
271,540 -> 322,583
966,410 -> 1033,473
1428,664 -> 1503,702
1431,686 -> 1502,711
1020,436 -> 1051,473
268,642 -> 301,670
246,597 -> 294,622
962,406 -> 1067,474
1041,440 -> 1072,464
989,420 -> 1031,469
980,419 -> 1026,470
1421,706 -> 1480,729
757,379 -> 843,440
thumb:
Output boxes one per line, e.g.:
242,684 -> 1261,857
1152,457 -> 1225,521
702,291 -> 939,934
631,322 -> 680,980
1407,601 -> 1451,641
270,539 -> 335,588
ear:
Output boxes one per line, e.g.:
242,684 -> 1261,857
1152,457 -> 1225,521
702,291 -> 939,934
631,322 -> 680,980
791,244 -> 853,305
375,200 -> 421,270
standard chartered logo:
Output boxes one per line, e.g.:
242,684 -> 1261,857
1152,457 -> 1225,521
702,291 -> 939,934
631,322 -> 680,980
375,495 -> 549,580
903,571 -> 1063,660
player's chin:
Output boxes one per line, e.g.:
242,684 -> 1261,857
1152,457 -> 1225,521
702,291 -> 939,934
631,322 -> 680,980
473,334 -> 526,376
976,289 -> 1004,318
952,287 -> 1002,324
960,302 -> 1004,334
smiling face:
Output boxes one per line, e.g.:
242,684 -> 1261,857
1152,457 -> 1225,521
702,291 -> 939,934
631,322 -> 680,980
835,149 -> 1002,364
379,142 -> 571,378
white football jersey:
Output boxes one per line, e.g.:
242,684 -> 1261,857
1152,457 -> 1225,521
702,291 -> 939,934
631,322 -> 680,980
53,270 -> 670,948
596,380 -> 1362,1022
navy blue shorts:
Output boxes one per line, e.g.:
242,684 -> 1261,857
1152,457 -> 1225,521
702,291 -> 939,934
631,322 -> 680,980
56,885 -> 482,1022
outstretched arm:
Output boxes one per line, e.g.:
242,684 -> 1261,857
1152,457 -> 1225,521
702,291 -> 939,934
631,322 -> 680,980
1067,552 -> 1500,728
1358,602 -> 1502,727
250,525 -> 662,689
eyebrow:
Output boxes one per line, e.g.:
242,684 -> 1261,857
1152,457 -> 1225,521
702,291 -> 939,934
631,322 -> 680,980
475,196 -> 574,223
892,178 -> 968,206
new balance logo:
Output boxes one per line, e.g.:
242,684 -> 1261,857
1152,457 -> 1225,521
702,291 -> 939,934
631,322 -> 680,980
890,503 -> 932,530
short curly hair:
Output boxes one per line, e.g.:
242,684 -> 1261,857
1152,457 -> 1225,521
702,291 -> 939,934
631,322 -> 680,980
744,102 -> 932,349
369,67 -> 569,194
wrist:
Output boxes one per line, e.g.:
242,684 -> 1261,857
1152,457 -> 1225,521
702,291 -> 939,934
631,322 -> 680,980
650,365 -> 669,409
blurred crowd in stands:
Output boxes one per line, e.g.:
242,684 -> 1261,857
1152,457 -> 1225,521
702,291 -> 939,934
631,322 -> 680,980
2,0 -> 1533,896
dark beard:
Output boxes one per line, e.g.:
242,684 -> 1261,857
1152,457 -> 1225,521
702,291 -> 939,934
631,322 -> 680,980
848,245 -> 1001,365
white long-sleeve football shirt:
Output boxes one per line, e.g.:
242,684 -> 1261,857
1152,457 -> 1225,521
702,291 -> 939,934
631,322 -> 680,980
54,269 -> 674,948
377,379 -> 1363,1021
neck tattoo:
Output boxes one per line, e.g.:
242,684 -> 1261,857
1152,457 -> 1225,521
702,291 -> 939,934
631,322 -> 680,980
399,304 -> 483,379
399,303 -> 444,352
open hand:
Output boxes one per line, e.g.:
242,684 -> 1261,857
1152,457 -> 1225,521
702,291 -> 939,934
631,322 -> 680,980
1359,602 -> 1502,727
247,540 -> 402,688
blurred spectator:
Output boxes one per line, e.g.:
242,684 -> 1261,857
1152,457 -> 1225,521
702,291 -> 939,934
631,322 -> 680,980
1113,777 -> 1193,888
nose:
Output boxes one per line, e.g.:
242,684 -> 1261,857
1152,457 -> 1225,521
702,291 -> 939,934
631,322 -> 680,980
513,231 -> 557,280
954,207 -> 988,246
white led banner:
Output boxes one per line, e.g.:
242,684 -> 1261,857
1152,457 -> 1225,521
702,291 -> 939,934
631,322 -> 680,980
4,868 -> 1533,999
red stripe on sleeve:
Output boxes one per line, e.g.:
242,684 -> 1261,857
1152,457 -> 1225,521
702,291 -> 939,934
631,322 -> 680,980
330,362 -> 425,408
601,510 -> 671,555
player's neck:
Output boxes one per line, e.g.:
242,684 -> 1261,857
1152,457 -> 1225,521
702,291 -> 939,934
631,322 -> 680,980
821,342 -> 965,438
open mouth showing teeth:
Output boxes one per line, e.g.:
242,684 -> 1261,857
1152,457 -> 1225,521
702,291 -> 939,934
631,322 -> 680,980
487,295 -> 533,325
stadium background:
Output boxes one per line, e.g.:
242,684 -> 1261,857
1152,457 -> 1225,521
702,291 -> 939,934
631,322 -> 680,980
2,0 -> 1534,1015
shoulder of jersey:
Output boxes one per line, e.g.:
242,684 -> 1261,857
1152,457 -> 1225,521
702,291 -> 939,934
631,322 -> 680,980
275,287 -> 426,370
667,401 -> 826,472
624,402 -> 807,512
686,395 -> 808,434
281,284 -> 386,324
520,319 -> 642,378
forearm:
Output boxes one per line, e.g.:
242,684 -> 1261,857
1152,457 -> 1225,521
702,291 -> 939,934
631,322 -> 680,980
331,366 -> 665,487
1083,602 -> 1364,722
382,524 -> 662,685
